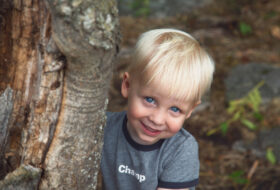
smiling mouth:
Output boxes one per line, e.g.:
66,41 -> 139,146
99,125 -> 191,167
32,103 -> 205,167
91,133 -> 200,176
141,122 -> 161,136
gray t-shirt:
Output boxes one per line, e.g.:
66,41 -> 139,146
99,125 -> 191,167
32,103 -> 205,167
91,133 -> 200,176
101,111 -> 199,190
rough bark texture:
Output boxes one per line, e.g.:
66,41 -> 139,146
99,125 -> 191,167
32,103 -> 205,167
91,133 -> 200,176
0,0 -> 49,177
0,165 -> 42,190
38,1 -> 119,188
0,87 -> 13,180
0,0 -> 65,174
0,0 -> 119,189
0,0 -> 13,91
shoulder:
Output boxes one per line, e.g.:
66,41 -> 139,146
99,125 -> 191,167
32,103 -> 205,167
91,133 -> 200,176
160,128 -> 199,171
178,128 -> 198,150
164,128 -> 198,152
103,111 -> 126,136
158,129 -> 199,188
106,111 -> 126,125
103,111 -> 126,150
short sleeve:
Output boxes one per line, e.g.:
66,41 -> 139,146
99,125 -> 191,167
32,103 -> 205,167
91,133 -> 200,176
158,136 -> 199,189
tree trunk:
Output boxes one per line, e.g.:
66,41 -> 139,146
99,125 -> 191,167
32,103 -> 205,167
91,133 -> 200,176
0,0 -> 119,189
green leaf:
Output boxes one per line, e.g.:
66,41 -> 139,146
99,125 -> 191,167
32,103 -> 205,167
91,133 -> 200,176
249,89 -> 262,112
234,177 -> 249,185
135,8 -> 150,16
248,90 -> 256,103
248,91 -> 257,110
241,118 -> 257,130
232,111 -> 241,121
229,170 -> 244,178
253,112 -> 263,121
227,102 -> 236,114
206,128 -> 219,136
239,22 -> 252,35
227,99 -> 242,114
266,148 -> 277,165
131,0 -> 150,16
264,11 -> 277,20
220,122 -> 228,135
229,170 -> 248,185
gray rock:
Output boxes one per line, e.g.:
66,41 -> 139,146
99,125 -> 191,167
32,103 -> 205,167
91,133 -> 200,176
259,127 -> 280,160
225,63 -> 280,103
117,0 -> 212,17
233,127 -> 280,163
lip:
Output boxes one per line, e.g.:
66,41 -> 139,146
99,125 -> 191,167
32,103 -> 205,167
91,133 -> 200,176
140,121 -> 161,137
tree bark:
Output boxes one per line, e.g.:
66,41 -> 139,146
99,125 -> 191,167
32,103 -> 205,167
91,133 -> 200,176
0,87 -> 13,180
0,0 -> 119,189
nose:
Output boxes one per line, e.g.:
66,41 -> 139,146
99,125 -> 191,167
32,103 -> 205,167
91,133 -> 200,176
149,109 -> 165,126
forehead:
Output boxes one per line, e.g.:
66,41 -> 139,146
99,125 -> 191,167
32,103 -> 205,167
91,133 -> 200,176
135,79 -> 193,105
136,69 -> 199,103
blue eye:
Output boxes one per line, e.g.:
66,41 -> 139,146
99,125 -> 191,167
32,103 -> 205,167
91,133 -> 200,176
170,107 -> 180,113
145,97 -> 154,103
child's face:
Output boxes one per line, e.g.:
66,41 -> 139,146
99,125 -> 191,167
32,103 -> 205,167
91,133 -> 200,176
121,72 -> 198,145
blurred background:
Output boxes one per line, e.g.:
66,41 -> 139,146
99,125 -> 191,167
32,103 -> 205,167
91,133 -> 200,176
107,0 -> 280,189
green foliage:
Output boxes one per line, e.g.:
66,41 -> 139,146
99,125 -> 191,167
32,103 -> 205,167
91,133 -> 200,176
207,81 -> 264,136
220,122 -> 228,136
239,21 -> 252,36
130,0 -> 150,17
229,170 -> 248,185
240,118 -> 257,130
266,147 -> 277,165
264,11 -> 277,20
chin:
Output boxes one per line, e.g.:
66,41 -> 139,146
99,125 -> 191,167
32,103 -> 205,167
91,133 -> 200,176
139,136 -> 159,145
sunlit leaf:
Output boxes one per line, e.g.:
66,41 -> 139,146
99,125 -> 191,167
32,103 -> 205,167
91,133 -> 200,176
206,128 -> 218,136
249,90 -> 261,112
227,99 -> 243,114
248,90 -> 256,103
241,118 -> 257,130
232,111 -> 241,121
227,101 -> 237,114
221,82 -> 264,137
266,148 -> 277,165
249,91 -> 257,110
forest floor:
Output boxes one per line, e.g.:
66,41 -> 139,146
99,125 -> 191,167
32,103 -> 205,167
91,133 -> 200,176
106,0 -> 280,189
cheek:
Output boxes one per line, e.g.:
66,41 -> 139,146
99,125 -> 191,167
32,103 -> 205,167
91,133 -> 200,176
128,99 -> 146,119
167,118 -> 185,133
168,126 -> 181,134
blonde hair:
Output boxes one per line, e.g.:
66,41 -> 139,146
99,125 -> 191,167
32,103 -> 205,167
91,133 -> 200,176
128,28 -> 215,103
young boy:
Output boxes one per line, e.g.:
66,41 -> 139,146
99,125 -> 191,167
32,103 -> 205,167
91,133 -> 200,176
101,28 -> 215,190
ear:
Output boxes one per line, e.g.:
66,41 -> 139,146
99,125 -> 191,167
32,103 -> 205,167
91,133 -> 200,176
185,100 -> 201,119
121,72 -> 130,98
